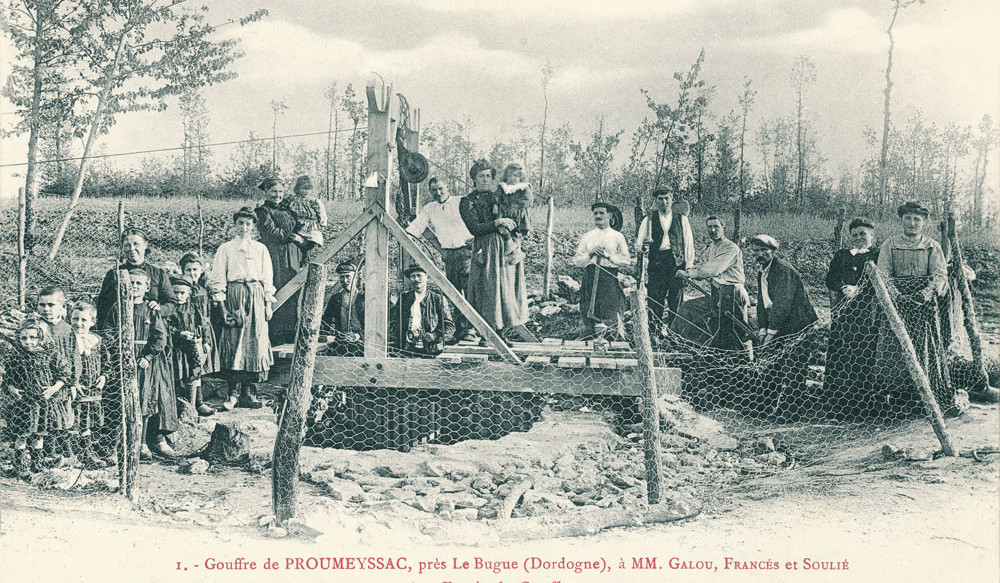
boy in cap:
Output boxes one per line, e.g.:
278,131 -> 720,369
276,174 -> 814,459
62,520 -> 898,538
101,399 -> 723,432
321,261 -> 365,357
392,264 -> 455,357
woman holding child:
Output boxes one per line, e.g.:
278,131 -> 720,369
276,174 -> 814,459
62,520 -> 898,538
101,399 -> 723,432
254,177 -> 303,345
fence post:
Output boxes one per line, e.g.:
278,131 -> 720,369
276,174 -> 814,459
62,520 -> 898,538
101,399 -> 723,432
946,214 -> 990,393
630,286 -> 664,504
867,262 -> 957,456
118,200 -> 126,239
543,195 -> 554,299
272,262 -> 327,525
116,270 -> 142,501
17,187 -> 27,310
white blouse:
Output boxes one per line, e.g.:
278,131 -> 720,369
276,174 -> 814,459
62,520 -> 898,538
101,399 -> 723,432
209,238 -> 276,302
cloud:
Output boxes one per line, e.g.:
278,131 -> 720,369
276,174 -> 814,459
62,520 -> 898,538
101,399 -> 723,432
388,0 -> 742,21
737,7 -> 886,55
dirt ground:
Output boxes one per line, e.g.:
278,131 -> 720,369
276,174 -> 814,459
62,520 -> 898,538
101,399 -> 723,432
1,390 -> 997,583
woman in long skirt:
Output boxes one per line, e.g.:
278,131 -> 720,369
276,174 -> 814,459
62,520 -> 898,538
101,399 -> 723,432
210,207 -> 275,411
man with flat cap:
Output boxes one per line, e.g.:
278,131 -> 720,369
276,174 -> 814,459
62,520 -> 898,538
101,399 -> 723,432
635,187 -> 694,333
392,264 -> 455,357
320,261 -> 365,357
749,233 -> 817,420
572,201 -> 631,338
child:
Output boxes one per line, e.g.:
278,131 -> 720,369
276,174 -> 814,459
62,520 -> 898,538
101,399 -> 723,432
35,286 -> 80,461
130,269 -> 178,458
69,300 -> 110,468
179,252 -> 220,379
164,276 -> 215,417
3,319 -> 73,475
497,163 -> 532,264
284,175 -> 327,253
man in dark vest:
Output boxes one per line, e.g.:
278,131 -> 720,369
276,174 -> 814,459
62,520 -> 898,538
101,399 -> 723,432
635,187 -> 694,332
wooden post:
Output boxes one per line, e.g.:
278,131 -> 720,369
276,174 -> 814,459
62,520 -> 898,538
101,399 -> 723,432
363,78 -> 396,359
118,200 -> 126,239
946,214 -> 989,392
272,262 -> 327,526
17,187 -> 26,310
543,195 -> 554,299
630,286 -> 664,504
115,270 -> 142,501
867,262 -> 957,456
833,206 -> 846,249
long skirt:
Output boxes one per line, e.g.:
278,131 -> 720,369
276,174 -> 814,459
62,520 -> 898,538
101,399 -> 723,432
466,232 -> 528,330
265,241 -> 302,345
823,278 -> 881,418
219,281 -> 272,381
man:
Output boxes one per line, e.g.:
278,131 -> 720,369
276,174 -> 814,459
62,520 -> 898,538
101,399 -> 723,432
320,261 -> 364,357
405,177 -> 476,342
391,264 -> 455,357
749,234 -> 817,344
749,234 -> 818,421
635,187 -> 694,332
677,216 -> 751,351
571,201 -> 631,338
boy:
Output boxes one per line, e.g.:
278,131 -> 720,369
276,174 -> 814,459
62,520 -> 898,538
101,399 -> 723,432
70,300 -> 111,467
164,276 -> 215,416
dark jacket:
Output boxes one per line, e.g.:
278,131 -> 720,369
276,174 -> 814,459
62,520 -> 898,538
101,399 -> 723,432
321,287 -> 365,339
96,262 -> 176,331
391,289 -> 455,356
825,248 -> 878,292
756,255 -> 818,337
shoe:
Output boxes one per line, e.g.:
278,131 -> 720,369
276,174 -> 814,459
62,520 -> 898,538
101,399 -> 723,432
237,393 -> 263,409
149,434 -> 175,457
80,449 -> 108,469
196,403 -> 216,417
140,443 -> 153,460
970,386 -> 1000,404
220,395 -> 238,411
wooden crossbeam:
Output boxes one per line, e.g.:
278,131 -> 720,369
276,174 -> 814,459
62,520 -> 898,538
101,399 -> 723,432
380,209 -> 521,364
312,357 -> 682,397
272,207 -> 377,309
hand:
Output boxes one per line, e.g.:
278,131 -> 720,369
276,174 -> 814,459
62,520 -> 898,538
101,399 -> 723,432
7,386 -> 22,399
494,218 -> 516,231
95,376 -> 106,391
641,241 -> 651,252
71,383 -> 80,399
180,331 -> 196,341
422,332 -> 437,344
265,303 -> 273,321
676,270 -> 689,280
841,285 -> 858,299
43,383 -> 62,400
147,300 -> 160,312
138,357 -> 150,370
290,233 -> 304,244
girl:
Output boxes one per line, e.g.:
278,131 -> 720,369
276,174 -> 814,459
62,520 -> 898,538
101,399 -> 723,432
497,162 -> 532,265
70,300 -> 111,468
164,276 -> 215,417
4,319 -> 72,475
284,175 -> 327,253
179,252 -> 220,380
130,269 -> 178,458
210,207 -> 275,411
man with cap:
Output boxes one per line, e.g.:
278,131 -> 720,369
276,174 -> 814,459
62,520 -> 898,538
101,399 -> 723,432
572,201 -> 631,338
406,177 -> 477,342
320,261 -> 365,357
392,264 -> 455,357
635,187 -> 694,333
749,233 -> 817,421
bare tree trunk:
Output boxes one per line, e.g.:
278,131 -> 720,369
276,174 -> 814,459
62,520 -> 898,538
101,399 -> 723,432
879,0 -> 902,210
48,35 -> 126,261
325,104 -> 333,199
22,9 -> 46,252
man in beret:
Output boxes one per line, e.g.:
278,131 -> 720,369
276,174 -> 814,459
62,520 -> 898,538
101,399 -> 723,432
391,264 -> 455,357
749,234 -> 818,421
572,201 -> 631,338
406,177 -> 477,342
320,261 -> 365,357
635,187 -> 694,334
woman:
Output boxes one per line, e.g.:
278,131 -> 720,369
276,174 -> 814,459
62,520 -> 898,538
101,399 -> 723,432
95,228 -> 177,331
875,201 -> 957,415
823,218 -> 880,418
210,207 -> 275,411
254,177 -> 303,345
459,159 -> 529,335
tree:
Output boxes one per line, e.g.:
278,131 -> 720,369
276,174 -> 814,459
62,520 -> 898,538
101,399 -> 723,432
971,115 -> 998,225
538,59 -> 553,193
710,113 -> 739,208
790,55 -> 816,206
571,116 -> 623,202
269,99 -> 288,173
323,80 -> 339,199
46,1 -> 267,260
737,77 -> 756,206
342,83 -> 366,200
179,87 -> 211,254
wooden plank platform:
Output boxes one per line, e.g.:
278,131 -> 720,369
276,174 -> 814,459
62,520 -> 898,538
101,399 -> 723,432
273,342 -> 692,363
557,356 -> 587,368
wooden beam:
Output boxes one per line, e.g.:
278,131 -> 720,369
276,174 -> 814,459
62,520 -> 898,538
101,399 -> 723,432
380,210 -> 521,364
272,208 -> 376,308
311,356 -> 682,397
271,341 -> 690,362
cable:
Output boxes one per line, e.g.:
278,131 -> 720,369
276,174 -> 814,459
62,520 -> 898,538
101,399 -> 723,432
0,126 -> 366,168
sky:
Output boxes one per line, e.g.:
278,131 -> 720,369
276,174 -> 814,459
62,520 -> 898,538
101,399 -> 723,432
1,0 -> 999,197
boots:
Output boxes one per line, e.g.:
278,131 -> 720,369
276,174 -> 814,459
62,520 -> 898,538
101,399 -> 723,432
970,385 -> 1000,404
195,384 -> 216,417
79,435 -> 108,469
13,448 -> 31,480
148,433 -> 175,457
237,383 -> 262,409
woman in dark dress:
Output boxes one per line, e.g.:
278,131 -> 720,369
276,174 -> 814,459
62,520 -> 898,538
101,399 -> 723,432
254,177 -> 303,345
95,228 -> 176,331
823,218 -> 880,418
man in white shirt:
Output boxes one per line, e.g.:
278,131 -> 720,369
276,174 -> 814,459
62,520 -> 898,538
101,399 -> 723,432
572,202 -> 632,338
406,177 -> 476,342
635,188 -> 694,333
